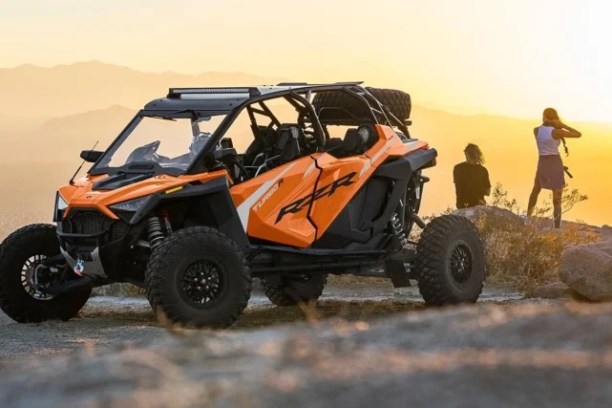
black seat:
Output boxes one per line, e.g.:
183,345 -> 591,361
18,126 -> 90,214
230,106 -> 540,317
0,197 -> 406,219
244,125 -> 277,166
342,129 -> 368,154
275,125 -> 302,164
324,137 -> 343,151
331,127 -> 371,157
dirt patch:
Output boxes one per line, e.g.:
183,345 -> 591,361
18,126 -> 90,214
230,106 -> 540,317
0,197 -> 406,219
234,300 -> 425,329
1,301 -> 611,407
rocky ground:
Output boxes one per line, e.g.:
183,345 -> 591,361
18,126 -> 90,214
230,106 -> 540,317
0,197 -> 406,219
1,282 -> 611,407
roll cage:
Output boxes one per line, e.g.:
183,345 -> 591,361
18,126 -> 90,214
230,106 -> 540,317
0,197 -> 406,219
92,83 -> 411,177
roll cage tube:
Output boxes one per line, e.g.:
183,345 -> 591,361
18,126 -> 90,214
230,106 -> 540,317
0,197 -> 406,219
184,87 -> 334,174
88,113 -> 143,176
246,101 -> 282,132
95,84 -> 398,175
286,91 -> 326,147
360,88 -> 409,136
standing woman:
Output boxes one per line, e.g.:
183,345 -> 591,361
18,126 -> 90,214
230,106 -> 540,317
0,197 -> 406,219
527,108 -> 581,228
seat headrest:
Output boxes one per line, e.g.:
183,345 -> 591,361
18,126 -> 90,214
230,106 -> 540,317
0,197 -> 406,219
256,125 -> 277,146
343,128 -> 368,153
278,124 -> 302,137
357,125 -> 377,147
276,125 -> 302,163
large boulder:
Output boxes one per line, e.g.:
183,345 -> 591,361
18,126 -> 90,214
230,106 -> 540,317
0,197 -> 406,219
530,281 -> 574,299
560,241 -> 612,301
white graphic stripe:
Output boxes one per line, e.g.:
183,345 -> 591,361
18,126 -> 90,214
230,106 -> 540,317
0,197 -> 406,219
236,162 -> 297,231
360,140 -> 421,176
304,161 -> 316,177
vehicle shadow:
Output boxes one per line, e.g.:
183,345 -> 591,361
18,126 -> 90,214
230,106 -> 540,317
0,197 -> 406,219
79,299 -> 425,330
234,300 -> 425,329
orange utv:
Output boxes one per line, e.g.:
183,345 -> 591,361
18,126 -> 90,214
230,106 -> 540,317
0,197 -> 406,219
0,83 -> 486,327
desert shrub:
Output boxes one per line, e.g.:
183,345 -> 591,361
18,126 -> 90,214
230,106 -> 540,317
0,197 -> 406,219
472,184 -> 598,292
475,213 -> 598,292
414,184 -> 598,293
490,183 -> 588,218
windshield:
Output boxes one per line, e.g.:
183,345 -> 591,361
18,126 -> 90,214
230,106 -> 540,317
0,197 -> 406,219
92,114 -> 226,175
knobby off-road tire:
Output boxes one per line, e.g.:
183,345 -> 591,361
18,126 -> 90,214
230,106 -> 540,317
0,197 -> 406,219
313,87 -> 411,121
416,215 -> 486,305
145,226 -> 252,328
367,88 -> 411,121
0,224 -> 91,322
260,273 -> 328,307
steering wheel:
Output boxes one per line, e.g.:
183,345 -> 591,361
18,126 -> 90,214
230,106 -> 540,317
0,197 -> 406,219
126,140 -> 161,163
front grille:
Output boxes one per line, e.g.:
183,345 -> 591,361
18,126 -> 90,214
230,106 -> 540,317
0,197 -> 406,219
61,210 -> 130,241
62,210 -> 113,235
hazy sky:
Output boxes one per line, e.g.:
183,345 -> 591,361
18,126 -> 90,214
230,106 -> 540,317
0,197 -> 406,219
1,0 -> 610,121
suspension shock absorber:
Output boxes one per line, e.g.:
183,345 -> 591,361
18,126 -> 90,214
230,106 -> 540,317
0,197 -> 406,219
146,216 -> 165,249
391,212 -> 409,248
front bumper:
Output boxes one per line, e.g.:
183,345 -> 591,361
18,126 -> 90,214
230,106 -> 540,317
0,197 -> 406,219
57,209 -> 137,280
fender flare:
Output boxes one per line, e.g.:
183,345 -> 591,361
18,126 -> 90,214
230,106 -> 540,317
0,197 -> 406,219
130,178 -> 250,251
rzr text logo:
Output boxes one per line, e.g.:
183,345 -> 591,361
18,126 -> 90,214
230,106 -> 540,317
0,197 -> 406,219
275,172 -> 356,223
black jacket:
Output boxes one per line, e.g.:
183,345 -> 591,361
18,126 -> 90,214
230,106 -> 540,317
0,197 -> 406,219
453,162 -> 491,208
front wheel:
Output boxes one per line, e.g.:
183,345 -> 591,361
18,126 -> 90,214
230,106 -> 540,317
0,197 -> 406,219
416,215 -> 486,305
145,226 -> 252,328
0,224 -> 91,322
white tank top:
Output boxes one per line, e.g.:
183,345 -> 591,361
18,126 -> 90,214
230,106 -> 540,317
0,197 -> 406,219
536,125 -> 560,156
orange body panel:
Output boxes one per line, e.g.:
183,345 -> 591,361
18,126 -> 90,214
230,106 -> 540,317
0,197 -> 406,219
230,157 -> 319,247
308,153 -> 371,239
58,171 -> 230,219
308,125 -> 412,238
59,125 -> 428,249
230,125 -> 430,247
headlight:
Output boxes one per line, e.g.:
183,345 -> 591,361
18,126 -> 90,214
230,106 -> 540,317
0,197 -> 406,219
57,194 -> 68,211
54,192 -> 68,222
109,196 -> 151,213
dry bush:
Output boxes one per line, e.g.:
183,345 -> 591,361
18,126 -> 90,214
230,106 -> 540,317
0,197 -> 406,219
475,214 -> 599,292
414,184 -> 599,293
475,185 -> 598,292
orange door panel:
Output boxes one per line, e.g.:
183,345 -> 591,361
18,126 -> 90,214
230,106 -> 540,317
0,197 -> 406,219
230,157 -> 320,247
230,125 -> 429,247
308,154 -> 372,239
309,125 -> 419,239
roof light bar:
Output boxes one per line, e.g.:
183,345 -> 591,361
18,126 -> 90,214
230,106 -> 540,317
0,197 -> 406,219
168,87 -> 260,98
275,81 -> 363,86
276,82 -> 309,86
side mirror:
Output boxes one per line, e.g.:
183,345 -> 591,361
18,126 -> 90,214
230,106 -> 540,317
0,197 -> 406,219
80,150 -> 103,163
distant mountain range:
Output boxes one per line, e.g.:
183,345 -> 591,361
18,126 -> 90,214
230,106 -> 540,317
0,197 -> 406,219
0,61 -> 285,120
0,61 -> 609,226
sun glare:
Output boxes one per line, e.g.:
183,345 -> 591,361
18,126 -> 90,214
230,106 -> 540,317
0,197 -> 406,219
584,4 -> 612,121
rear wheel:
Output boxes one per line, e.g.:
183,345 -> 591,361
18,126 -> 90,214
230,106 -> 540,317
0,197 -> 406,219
261,273 -> 327,306
0,224 -> 91,322
416,215 -> 485,305
145,226 -> 251,328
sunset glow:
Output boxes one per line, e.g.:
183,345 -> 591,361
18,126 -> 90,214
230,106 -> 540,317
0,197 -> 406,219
0,0 -> 610,121
0,0 -> 610,226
